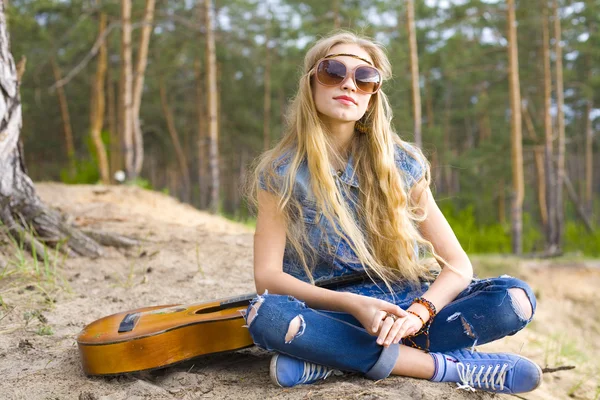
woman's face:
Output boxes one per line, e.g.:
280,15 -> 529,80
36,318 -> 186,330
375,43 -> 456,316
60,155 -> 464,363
311,43 -> 376,126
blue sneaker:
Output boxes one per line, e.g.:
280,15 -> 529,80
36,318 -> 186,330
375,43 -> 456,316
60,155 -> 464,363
430,349 -> 543,394
270,353 -> 335,387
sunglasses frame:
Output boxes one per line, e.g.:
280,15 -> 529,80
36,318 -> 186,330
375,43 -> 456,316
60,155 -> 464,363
311,54 -> 382,95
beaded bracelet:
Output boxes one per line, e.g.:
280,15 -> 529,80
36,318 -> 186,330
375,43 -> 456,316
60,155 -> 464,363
403,297 -> 437,352
406,310 -> 425,327
412,296 -> 437,320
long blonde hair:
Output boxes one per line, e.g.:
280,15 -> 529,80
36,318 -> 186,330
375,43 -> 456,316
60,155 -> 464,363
246,31 -> 451,290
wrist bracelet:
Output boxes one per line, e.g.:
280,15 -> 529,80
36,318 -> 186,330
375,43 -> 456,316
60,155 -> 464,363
412,296 -> 437,320
407,310 -> 425,326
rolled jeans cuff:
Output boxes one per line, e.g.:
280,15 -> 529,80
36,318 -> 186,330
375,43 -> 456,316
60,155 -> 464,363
365,342 -> 399,380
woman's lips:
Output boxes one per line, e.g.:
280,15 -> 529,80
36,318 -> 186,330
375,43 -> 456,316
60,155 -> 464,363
334,98 -> 356,106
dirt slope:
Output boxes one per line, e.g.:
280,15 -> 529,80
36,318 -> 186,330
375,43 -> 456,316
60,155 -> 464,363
0,183 -> 597,399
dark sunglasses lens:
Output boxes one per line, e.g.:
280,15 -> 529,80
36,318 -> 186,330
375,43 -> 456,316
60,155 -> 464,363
355,66 -> 381,93
317,60 -> 346,85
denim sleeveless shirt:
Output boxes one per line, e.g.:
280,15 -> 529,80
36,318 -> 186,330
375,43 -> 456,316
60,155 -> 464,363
259,142 -> 428,306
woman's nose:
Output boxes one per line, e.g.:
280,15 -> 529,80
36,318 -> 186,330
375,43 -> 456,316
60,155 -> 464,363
341,74 -> 358,92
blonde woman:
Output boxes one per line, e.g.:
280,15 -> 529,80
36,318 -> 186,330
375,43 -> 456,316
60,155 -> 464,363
243,31 -> 542,395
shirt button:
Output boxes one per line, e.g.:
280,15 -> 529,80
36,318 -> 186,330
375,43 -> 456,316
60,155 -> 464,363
336,169 -> 343,177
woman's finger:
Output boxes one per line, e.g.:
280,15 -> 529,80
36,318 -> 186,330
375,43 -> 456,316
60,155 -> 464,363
376,315 -> 396,345
383,304 -> 408,318
384,317 -> 407,346
372,310 -> 388,334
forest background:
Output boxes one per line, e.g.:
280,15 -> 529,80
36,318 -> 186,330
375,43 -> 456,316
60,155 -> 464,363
5,0 -> 600,257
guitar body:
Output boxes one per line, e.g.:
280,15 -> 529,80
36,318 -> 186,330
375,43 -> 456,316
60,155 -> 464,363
77,295 -> 254,376
77,273 -> 370,376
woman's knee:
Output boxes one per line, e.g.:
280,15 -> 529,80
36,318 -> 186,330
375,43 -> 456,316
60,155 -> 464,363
508,287 -> 534,321
244,292 -> 307,345
490,276 -> 537,322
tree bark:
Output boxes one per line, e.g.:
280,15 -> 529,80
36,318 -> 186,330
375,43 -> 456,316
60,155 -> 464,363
406,0 -> 422,148
50,56 -> 76,177
120,0 -> 134,180
478,85 -> 492,142
194,58 -> 208,209
442,87 -> 452,194
263,14 -> 272,152
204,0 -> 220,214
333,0 -> 341,29
553,0 -> 566,250
90,4 -> 110,184
132,0 -> 156,177
522,102 -> 548,227
499,178 -> 506,224
584,59 -> 594,217
159,80 -> 191,203
108,75 -> 121,182
542,3 -> 558,254
507,0 -> 524,255
0,2 -> 102,258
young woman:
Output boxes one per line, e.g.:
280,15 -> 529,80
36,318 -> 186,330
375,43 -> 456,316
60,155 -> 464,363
243,31 -> 541,395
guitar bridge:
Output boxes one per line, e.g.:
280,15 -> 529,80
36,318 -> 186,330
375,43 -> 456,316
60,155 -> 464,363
118,312 -> 140,333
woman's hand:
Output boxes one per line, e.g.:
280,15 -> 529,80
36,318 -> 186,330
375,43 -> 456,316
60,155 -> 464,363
384,312 -> 424,346
346,294 -> 409,346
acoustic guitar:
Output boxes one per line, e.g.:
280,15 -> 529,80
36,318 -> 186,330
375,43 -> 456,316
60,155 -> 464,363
77,272 -> 370,376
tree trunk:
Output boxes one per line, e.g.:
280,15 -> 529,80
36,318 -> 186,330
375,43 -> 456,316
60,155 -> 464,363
204,0 -> 220,214
263,17 -> 272,152
479,85 -> 492,142
507,0 -> 524,255
333,0 -> 341,30
443,88 -> 452,194
522,102 -> 548,227
584,60 -> 594,217
553,0 -> 566,250
498,178 -> 506,224
90,3 -> 110,184
194,58 -> 208,209
0,2 -> 102,258
406,0 -> 422,148
120,0 -> 134,180
108,76 -> 121,182
542,3 -> 558,254
159,80 -> 191,203
50,56 -> 76,177
132,0 -> 156,177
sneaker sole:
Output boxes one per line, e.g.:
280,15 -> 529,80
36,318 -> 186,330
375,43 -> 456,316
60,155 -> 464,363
270,354 -> 284,388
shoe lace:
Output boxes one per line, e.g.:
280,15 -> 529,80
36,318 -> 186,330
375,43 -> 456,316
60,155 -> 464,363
455,362 -> 508,392
300,362 -> 333,384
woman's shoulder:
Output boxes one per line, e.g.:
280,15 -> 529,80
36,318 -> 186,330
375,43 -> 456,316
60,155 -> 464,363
258,149 -> 297,193
392,141 -> 427,189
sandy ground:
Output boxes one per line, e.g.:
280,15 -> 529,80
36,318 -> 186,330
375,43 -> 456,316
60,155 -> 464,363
0,182 -> 598,400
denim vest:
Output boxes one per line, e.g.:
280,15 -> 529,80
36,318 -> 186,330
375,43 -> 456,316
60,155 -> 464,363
259,142 -> 425,291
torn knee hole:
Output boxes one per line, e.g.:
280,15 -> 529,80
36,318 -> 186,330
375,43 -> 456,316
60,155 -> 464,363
508,288 -> 533,320
285,315 -> 305,344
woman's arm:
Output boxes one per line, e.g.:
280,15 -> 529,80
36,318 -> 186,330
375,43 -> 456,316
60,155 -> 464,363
399,179 -> 474,336
253,189 -> 407,332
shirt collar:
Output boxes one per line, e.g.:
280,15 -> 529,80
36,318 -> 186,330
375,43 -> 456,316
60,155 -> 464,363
329,153 -> 359,188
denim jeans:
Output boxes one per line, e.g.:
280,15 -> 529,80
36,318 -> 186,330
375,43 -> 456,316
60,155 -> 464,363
244,275 -> 536,380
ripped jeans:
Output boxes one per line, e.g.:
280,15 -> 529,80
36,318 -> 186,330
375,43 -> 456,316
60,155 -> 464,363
244,275 -> 537,381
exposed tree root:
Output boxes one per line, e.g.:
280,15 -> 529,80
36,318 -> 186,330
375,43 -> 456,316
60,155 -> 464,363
81,229 -> 139,248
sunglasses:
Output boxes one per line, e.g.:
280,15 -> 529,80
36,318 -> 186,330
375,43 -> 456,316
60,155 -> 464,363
313,55 -> 382,95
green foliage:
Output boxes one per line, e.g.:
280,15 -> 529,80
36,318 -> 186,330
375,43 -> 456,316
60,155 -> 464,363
127,178 -> 153,190
59,158 -> 99,184
440,203 -> 510,253
564,221 -> 600,257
